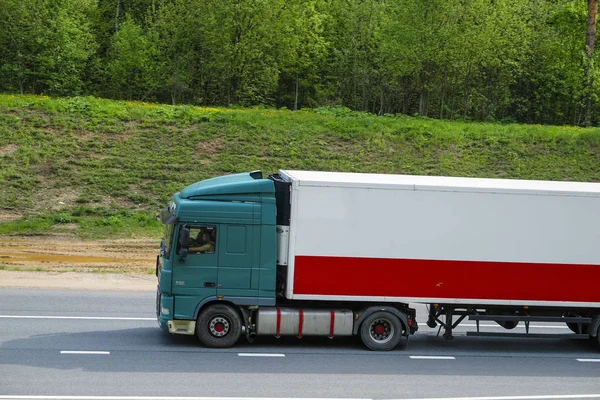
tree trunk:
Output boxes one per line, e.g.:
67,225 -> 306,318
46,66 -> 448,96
463,65 -> 472,119
379,84 -> 385,115
584,0 -> 598,127
419,76 -> 428,116
440,69 -> 448,119
115,0 -> 120,32
294,74 -> 299,111
402,76 -> 410,114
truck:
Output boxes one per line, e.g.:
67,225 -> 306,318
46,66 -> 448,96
156,170 -> 600,351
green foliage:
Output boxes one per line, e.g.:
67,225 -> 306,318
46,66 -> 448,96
1,0 -> 599,125
53,212 -> 76,224
107,14 -> 155,100
0,0 -> 97,95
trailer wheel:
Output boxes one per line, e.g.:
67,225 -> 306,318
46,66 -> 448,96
566,322 -> 589,334
496,321 -> 519,329
360,311 -> 403,351
196,304 -> 242,348
492,310 -> 518,329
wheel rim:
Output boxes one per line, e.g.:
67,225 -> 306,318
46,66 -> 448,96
208,315 -> 231,338
369,318 -> 394,344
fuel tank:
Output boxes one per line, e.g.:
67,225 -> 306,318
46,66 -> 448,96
256,307 -> 354,337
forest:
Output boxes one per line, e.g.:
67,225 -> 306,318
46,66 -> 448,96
0,0 -> 598,126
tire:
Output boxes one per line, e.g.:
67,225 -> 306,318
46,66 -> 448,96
196,304 -> 242,348
491,310 -> 518,329
360,311 -> 404,351
566,322 -> 589,334
495,321 -> 519,330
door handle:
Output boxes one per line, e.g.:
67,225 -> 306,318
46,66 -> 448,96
204,282 -> 216,287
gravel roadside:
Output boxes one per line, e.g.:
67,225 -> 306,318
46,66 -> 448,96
0,270 -> 156,291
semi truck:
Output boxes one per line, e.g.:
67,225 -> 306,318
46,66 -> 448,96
156,170 -> 600,351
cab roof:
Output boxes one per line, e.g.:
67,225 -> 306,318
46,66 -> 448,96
179,171 -> 273,199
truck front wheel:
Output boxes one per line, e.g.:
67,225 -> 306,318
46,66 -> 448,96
196,304 -> 242,348
360,311 -> 403,351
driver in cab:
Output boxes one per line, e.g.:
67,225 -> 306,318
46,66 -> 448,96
189,229 -> 215,254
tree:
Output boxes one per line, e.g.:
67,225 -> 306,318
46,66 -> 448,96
275,0 -> 327,110
107,14 -> 155,100
0,0 -> 97,95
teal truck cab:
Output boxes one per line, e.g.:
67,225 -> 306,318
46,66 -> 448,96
156,171 -> 281,348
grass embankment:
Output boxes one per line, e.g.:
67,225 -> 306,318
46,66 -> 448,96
1,94 -> 599,240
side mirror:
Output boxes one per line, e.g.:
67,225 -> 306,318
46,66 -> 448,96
179,248 -> 189,262
179,225 -> 190,262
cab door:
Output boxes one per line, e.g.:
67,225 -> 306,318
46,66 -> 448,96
217,224 -> 258,298
172,224 -> 218,301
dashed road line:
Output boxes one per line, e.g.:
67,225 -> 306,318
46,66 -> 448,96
238,353 -> 286,357
60,351 -> 110,355
576,358 -> 600,363
409,356 -> 456,360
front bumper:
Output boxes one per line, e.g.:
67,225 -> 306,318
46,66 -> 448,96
156,290 -> 173,332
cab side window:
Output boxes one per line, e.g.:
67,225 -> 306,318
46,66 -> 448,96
187,226 -> 217,254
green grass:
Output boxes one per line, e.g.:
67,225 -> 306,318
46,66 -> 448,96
0,210 -> 163,239
1,94 -> 599,237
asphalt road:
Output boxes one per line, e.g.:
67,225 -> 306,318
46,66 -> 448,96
1,288 -> 599,400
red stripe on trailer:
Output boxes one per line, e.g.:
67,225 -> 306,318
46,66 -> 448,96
298,309 -> 304,338
293,255 -> 600,303
329,311 -> 335,339
275,307 -> 281,338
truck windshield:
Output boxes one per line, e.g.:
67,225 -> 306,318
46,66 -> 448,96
161,223 -> 175,259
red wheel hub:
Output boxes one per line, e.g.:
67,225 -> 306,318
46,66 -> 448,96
214,322 -> 225,333
375,324 -> 385,335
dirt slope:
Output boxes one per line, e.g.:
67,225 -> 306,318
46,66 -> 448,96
0,236 -> 158,291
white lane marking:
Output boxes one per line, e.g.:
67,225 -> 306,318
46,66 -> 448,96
3,397 -> 596,400
409,356 -> 456,360
60,351 -> 110,355
0,315 -> 155,321
0,397 -> 371,400
238,353 -> 286,357
577,358 -> 600,363
387,395 -> 600,400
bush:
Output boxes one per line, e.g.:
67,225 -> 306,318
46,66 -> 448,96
53,212 -> 75,224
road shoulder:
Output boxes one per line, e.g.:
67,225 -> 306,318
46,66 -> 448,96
0,270 -> 156,291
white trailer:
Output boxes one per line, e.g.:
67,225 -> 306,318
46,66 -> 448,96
271,170 -> 600,342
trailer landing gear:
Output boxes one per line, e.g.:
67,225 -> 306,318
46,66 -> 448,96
427,304 -> 472,340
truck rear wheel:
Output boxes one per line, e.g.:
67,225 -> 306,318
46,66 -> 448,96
196,304 -> 242,348
360,311 -> 403,351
